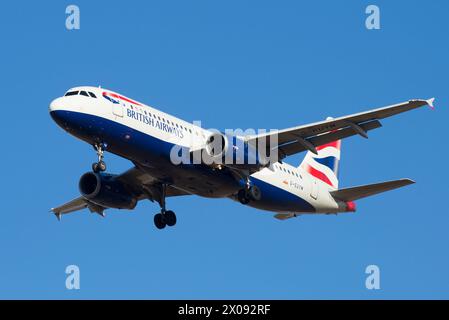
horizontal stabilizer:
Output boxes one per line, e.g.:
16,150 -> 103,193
330,179 -> 415,202
274,213 -> 299,220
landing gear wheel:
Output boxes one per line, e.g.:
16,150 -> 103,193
92,161 -> 107,173
151,183 -> 177,230
248,185 -> 261,201
97,161 -> 106,172
238,189 -> 250,205
154,213 -> 166,229
165,210 -> 177,227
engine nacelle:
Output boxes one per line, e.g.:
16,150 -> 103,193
203,132 -> 269,169
79,172 -> 137,210
205,132 -> 228,160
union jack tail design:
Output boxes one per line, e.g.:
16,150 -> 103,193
300,123 -> 341,189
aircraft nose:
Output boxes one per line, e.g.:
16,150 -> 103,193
49,97 -> 70,129
49,97 -> 64,112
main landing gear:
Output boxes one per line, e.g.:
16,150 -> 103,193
153,183 -> 177,230
237,178 -> 261,205
92,143 -> 107,173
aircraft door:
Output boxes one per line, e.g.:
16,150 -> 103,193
310,179 -> 318,200
112,102 -> 124,117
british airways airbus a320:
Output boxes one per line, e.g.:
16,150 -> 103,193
49,86 -> 434,229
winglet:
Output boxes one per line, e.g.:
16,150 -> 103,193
50,209 -> 61,221
426,97 -> 435,109
96,211 -> 106,218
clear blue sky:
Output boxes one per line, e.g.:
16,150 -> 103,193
0,0 -> 448,299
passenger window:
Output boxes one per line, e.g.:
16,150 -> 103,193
64,91 -> 79,96
80,91 -> 89,97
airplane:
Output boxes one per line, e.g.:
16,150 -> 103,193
49,86 -> 434,229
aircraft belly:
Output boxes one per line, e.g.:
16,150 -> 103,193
140,163 -> 240,198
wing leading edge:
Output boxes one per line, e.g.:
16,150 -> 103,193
246,98 -> 434,159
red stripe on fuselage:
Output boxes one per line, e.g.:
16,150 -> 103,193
304,164 -> 334,187
103,92 -> 141,106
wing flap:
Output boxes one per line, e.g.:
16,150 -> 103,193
330,179 -> 415,202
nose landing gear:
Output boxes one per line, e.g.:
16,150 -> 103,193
92,143 -> 107,173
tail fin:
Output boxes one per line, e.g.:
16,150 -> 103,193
300,117 -> 341,189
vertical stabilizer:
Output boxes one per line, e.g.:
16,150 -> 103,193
300,117 -> 341,189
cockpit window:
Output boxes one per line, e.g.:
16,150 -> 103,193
64,90 -> 98,99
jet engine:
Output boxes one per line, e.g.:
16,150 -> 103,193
79,172 -> 137,210
203,132 -> 269,169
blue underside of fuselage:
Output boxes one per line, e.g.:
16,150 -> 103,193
50,110 -> 315,213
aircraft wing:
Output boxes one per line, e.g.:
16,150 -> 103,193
246,98 -> 434,159
51,197 -> 88,215
51,167 -> 190,219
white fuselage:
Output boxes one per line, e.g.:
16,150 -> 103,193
50,86 -> 348,215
